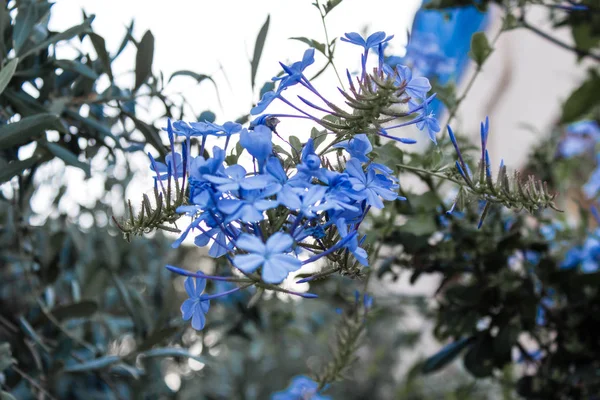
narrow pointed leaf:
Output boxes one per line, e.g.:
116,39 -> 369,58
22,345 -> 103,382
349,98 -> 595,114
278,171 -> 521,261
0,58 -> 18,95
422,336 -> 474,374
43,143 -> 91,177
134,30 -> 154,91
0,113 -> 66,150
250,15 -> 270,89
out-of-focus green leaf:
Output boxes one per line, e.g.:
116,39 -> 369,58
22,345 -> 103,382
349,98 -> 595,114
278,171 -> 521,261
134,30 -> 154,91
0,342 -> 14,372
138,326 -> 181,352
89,33 -> 113,81
54,59 -> 98,80
43,142 -> 91,177
250,15 -> 270,89
51,300 -> 99,321
63,355 -> 120,373
290,37 -> 327,55
0,113 -> 66,150
469,32 -> 493,68
323,0 -> 343,14
422,336 -> 474,374
18,317 -> 51,353
0,392 -> 17,400
0,155 -> 43,183
464,334 -> 495,378
198,110 -> 216,123
20,16 -> 94,58
561,72 -> 600,123
125,112 -> 167,157
168,70 -> 212,85
0,58 -> 18,95
112,20 -> 135,61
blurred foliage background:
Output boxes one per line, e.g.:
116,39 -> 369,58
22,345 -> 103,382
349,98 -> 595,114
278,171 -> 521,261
2,0 -> 600,399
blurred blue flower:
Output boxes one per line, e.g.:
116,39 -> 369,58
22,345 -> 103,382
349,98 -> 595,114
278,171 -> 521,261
561,228 -> 600,273
271,375 -> 331,400
181,276 -> 210,330
233,232 -> 301,283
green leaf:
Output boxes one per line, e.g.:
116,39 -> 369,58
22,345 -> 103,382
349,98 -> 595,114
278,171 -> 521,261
138,326 -> 181,352
198,110 -> 216,123
1,392 -> 17,400
51,300 -> 99,321
422,336 -> 474,374
125,113 -> 167,157
290,37 -> 327,55
43,142 -> 91,177
0,155 -> 42,183
89,33 -> 113,81
0,113 -> 66,150
250,15 -> 270,89
259,81 -> 275,98
134,30 -> 155,91
463,334 -> 495,378
0,342 -> 14,372
469,32 -> 493,68
0,58 -> 19,95
20,17 -> 94,59
168,70 -> 213,85
54,59 -> 98,80
63,355 -> 120,373
139,347 -> 211,365
561,73 -> 600,123
12,3 -> 40,55
323,0 -> 343,15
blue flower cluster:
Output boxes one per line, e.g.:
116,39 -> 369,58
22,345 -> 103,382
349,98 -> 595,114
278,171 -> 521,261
558,120 -> 600,199
271,376 -> 330,400
146,31 -> 438,331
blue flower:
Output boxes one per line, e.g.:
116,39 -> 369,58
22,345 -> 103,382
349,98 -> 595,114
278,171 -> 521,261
345,158 -> 398,209
271,375 -> 331,400
233,232 -> 302,283
584,155 -> 600,198
275,48 -> 315,90
240,125 -> 273,165
181,276 -> 210,330
395,64 -> 432,100
333,134 -> 373,163
217,184 -> 280,223
560,228 -> 600,273
204,165 -> 275,192
559,120 -> 600,158
336,218 -> 368,266
278,185 -> 330,218
150,151 -> 184,180
340,31 -> 394,51
416,109 -> 441,143
251,89 -> 280,115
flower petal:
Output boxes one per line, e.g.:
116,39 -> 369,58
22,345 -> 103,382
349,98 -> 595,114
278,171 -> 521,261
181,299 -> 195,321
191,303 -> 207,330
266,232 -> 294,254
233,253 -> 265,273
235,234 -> 266,253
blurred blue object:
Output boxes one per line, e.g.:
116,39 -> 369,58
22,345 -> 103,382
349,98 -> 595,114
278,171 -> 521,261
392,4 -> 490,116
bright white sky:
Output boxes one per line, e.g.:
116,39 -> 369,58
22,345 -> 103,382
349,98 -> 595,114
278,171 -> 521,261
50,0 -> 421,120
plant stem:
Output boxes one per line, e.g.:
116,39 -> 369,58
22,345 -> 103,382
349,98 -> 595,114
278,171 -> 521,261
520,20 -> 600,63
